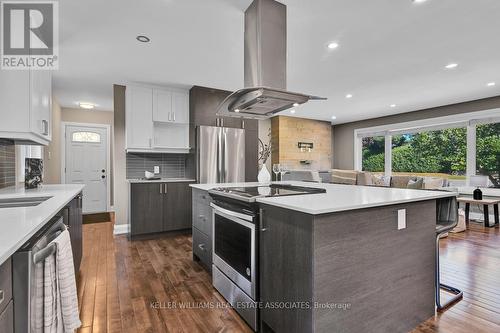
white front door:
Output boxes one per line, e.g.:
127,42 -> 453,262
65,124 -> 108,214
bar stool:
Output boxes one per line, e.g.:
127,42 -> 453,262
436,198 -> 463,311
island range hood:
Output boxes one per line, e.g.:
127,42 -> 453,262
216,0 -> 326,120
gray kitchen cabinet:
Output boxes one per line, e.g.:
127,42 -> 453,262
0,258 -> 13,333
164,182 -> 193,231
130,182 -> 194,237
0,258 -> 12,316
63,193 -> 83,274
191,188 -> 213,270
0,301 -> 13,333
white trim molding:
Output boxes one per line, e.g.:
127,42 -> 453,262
113,223 -> 129,235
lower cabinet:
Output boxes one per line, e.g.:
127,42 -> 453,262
64,193 -> 83,274
192,188 -> 213,270
0,259 -> 13,333
130,181 -> 194,237
0,301 -> 13,333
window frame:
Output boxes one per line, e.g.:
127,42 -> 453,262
354,108 -> 500,187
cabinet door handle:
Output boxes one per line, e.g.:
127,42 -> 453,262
164,184 -> 168,193
42,119 -> 49,135
173,112 -> 176,122
198,244 -> 206,251
221,118 -> 224,127
159,184 -> 163,194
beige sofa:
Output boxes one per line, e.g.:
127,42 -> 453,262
330,169 -> 449,190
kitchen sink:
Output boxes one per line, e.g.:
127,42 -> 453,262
0,196 -> 52,209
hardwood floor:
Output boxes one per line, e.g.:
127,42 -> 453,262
77,221 -> 500,333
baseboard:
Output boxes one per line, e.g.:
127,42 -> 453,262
113,224 -> 129,235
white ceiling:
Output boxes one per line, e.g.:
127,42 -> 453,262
56,0 -> 500,124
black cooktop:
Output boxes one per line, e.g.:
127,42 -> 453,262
209,184 -> 326,202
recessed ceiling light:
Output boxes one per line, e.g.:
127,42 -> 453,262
290,109 -> 296,114
345,94 -> 353,99
136,35 -> 151,43
327,42 -> 339,50
445,63 -> 458,69
234,108 -> 240,113
487,82 -> 496,87
412,0 -> 428,3
79,102 -> 95,110
390,104 -> 397,108
331,115 -> 337,120
293,102 -> 299,107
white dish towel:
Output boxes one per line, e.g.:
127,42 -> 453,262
39,229 -> 81,333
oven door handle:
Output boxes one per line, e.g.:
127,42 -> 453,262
210,203 -> 255,224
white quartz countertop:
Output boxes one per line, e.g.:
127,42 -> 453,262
127,178 -> 196,183
190,181 -> 457,215
0,184 -> 85,265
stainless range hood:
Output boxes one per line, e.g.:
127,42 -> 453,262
216,0 -> 325,120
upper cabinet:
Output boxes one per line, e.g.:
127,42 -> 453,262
126,84 -> 190,153
0,70 -> 52,145
153,89 -> 189,124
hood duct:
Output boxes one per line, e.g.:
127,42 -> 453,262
216,0 -> 325,119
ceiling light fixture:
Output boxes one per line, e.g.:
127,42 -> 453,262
345,94 -> 353,99
331,116 -> 337,120
445,63 -> 458,69
487,82 -> 496,87
412,0 -> 428,3
327,42 -> 339,49
79,102 -> 95,110
390,104 -> 396,108
234,108 -> 240,113
136,35 -> 151,43
293,102 -> 299,107
290,109 -> 296,114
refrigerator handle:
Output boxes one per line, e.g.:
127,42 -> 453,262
217,128 -> 222,182
223,129 -> 228,182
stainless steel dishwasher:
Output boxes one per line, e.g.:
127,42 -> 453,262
12,215 -> 67,333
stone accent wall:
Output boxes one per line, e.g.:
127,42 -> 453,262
271,116 -> 332,170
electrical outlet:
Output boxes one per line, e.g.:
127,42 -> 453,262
398,209 -> 406,230
154,166 -> 160,174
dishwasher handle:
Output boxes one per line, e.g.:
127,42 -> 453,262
33,220 -> 67,264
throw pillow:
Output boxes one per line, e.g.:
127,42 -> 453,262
371,174 -> 390,187
407,178 -> 424,189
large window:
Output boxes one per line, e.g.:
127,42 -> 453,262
391,128 -> 467,185
354,110 -> 500,188
362,136 -> 385,172
476,123 -> 500,187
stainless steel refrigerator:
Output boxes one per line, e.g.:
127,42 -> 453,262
197,126 -> 245,183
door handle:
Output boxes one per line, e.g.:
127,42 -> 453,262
160,184 -> 163,194
173,112 -> 176,122
164,184 -> 168,194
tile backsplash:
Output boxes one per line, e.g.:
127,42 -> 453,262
0,139 -> 16,189
126,153 -> 186,179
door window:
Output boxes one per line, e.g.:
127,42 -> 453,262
72,131 -> 101,143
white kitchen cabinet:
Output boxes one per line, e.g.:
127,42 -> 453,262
0,70 -> 52,145
126,84 -> 190,153
152,88 -> 189,124
153,89 -> 173,123
126,85 -> 153,149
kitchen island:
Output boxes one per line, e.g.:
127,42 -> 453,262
190,181 -> 456,333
